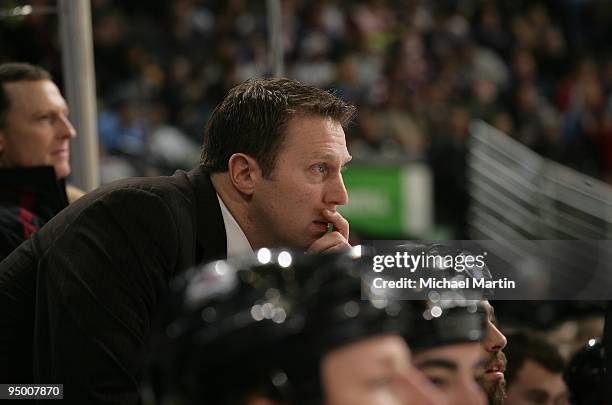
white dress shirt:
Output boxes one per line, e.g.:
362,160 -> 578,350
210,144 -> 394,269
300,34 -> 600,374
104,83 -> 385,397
216,194 -> 254,258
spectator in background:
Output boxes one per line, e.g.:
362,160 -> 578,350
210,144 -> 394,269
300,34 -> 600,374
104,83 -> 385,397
430,105 -> 471,238
558,58 -> 608,178
0,62 -> 81,261
504,331 -> 569,405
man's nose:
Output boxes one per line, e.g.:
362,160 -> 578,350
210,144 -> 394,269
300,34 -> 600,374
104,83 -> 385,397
483,321 -> 507,353
323,172 -> 349,207
57,114 -> 77,139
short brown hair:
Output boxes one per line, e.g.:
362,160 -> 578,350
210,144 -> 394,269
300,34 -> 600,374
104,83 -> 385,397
504,331 -> 565,386
0,62 -> 52,128
200,77 -> 356,177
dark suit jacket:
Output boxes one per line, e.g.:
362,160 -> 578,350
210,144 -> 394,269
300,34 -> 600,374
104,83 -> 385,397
0,166 -> 227,403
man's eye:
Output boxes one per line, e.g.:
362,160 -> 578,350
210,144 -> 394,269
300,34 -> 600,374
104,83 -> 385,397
420,372 -> 449,388
313,164 -> 327,174
428,376 -> 448,387
39,114 -> 58,123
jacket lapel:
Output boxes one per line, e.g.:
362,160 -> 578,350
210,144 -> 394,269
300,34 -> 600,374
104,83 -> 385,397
187,166 -> 227,264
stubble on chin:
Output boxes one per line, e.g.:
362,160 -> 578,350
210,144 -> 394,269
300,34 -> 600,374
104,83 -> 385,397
485,379 -> 506,405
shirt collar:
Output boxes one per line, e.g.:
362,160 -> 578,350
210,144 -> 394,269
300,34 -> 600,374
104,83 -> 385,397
216,193 -> 254,258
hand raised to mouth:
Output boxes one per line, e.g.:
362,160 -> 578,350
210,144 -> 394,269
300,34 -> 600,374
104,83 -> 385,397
307,209 -> 351,253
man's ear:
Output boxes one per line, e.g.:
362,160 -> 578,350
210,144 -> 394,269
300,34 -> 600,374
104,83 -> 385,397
228,153 -> 261,196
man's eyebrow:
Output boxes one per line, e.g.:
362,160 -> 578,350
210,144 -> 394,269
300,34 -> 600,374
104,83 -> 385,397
32,105 -> 68,115
309,153 -> 352,165
415,358 -> 458,371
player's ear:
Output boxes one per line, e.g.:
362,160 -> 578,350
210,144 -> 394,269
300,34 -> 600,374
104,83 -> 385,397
228,153 -> 261,196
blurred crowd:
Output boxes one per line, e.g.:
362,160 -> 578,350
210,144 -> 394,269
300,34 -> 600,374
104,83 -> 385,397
1,0 -> 612,235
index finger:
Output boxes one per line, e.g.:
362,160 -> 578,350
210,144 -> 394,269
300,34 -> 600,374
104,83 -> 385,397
322,209 -> 349,240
